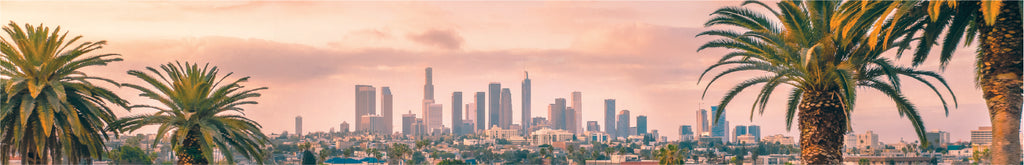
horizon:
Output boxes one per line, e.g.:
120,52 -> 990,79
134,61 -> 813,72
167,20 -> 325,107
0,1 -> 996,144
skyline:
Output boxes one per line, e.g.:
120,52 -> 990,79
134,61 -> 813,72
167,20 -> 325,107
0,1 -> 995,143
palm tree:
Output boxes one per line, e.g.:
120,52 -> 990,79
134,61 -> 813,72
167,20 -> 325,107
699,1 -> 957,164
111,62 -> 270,164
850,1 -> 1023,164
656,144 -> 681,164
388,143 -> 411,164
0,22 -> 128,164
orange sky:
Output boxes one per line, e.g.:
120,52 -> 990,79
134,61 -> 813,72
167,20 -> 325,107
0,1 -> 994,142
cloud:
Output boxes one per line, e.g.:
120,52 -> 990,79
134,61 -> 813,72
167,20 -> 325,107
407,29 -> 465,50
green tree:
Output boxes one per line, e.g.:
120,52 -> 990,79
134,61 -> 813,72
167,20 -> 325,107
853,1 -> 1023,164
699,1 -> 956,164
656,144 -> 681,164
388,143 -> 411,164
111,62 -> 270,164
0,22 -> 129,164
109,145 -> 154,165
438,159 -> 466,165
301,150 -> 316,165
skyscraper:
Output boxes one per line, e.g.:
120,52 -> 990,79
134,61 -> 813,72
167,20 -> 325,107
488,83 -> 501,129
711,106 -> 727,141
295,116 -> 303,137
617,110 -> 630,138
733,125 -> 747,142
747,125 -> 761,143
428,104 -> 443,131
522,72 -> 532,135
355,85 -> 376,132
452,92 -> 463,135
604,99 -> 616,138
637,115 -> 648,135
475,92 -> 486,130
424,67 -> 434,100
467,103 -> 476,124
381,87 -> 393,134
555,98 -> 567,129
679,125 -> 694,141
571,91 -> 582,134
340,122 -> 349,133
696,109 -> 708,137
500,88 -> 513,128
587,121 -> 601,132
403,111 -> 416,136
423,99 -> 435,130
547,104 -> 559,129
566,107 -> 577,133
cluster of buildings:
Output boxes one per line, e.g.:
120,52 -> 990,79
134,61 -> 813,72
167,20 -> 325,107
674,106 -> 762,144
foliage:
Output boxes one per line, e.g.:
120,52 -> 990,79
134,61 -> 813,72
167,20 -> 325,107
110,62 -> 270,164
301,150 -> 315,165
438,159 -> 467,165
0,21 -> 128,164
108,145 -> 153,165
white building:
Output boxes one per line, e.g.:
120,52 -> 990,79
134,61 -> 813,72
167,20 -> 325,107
486,126 -> 522,140
763,134 -> 795,145
971,126 -> 992,145
736,134 -> 757,144
531,128 -> 574,145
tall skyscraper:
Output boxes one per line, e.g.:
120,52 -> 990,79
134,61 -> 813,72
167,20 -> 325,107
422,99 -> 435,130
711,106 -> 727,140
488,83 -> 501,129
403,111 -> 416,135
424,67 -> 434,100
696,109 -> 708,137
355,85 -> 376,132
747,125 -> 761,143
475,92 -> 486,130
604,99 -> 616,137
295,116 -> 303,137
381,87 -> 393,134
571,91 -> 582,134
637,115 -> 648,135
565,107 -> 577,133
555,98 -> 567,129
587,121 -> 601,132
452,92 -> 463,135
522,72 -> 532,135
360,115 -> 385,134
679,125 -> 694,141
428,103 -> 443,130
467,103 -> 476,123
734,125 -> 747,142
500,88 -> 513,128
617,110 -> 630,138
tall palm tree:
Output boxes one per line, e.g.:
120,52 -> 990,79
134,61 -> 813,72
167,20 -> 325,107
851,1 -> 1023,164
698,1 -> 956,163
656,144 -> 681,164
111,62 -> 269,164
0,22 -> 128,164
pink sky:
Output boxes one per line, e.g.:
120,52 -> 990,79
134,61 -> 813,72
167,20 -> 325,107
1,1 -> 995,143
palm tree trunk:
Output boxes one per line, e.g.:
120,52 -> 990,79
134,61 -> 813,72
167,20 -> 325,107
978,1 -> 1023,164
798,90 -> 847,164
177,127 -> 208,165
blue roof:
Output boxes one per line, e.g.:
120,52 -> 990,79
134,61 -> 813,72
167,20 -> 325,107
359,157 -> 385,163
324,157 -> 361,164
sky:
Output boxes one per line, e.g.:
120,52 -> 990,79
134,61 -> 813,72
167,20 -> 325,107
0,1 -> 998,143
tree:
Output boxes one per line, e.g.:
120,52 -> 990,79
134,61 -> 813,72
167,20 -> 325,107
388,143 -> 411,164
438,159 -> 466,165
853,1 -> 1023,164
109,145 -> 153,164
0,22 -> 129,164
699,1 -> 956,164
656,144 -> 681,164
301,150 -> 316,165
111,62 -> 270,164
318,148 -> 332,164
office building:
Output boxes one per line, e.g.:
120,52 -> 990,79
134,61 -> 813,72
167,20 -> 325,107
547,104 -> 561,130
857,130 -> 880,149
587,121 -> 601,132
340,122 -> 349,133
971,126 -> 993,145
679,125 -> 694,141
925,130 -> 950,146
295,116 -> 303,137
554,98 -> 567,129
532,117 -> 548,128
488,83 -> 501,129
566,107 -> 577,133
637,115 -> 648,135
355,85 -> 376,132
360,115 -> 385,134
402,112 -> 416,135
617,110 -> 630,138
571,91 -> 582,134
764,134 -> 795,145
710,106 -> 728,142
733,125 -> 747,142
696,109 -> 708,137
500,88 -> 513,128
427,103 -> 443,130
381,87 -> 393,134
424,67 -> 433,100
422,99 -> 435,130
522,71 -> 532,135
452,92 -> 463,135
605,99 -> 616,137
475,92 -> 486,130
747,125 -> 761,143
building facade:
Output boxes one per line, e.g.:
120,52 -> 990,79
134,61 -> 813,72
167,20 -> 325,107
381,87 -> 393,134
617,110 -> 630,138
522,72 -> 531,136
452,92 -> 462,135
488,83 -> 501,129
355,85 -> 376,132
605,99 -> 616,138
571,91 -> 582,134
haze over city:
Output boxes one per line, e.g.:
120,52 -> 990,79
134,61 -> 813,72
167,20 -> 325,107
1,0 -> 995,143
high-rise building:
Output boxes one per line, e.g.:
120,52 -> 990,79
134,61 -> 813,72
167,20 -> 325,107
971,126 -> 993,145
500,88 -> 513,129
547,104 -> 559,129
566,107 -> 577,133
925,130 -> 950,146
422,99 -> 435,130
402,112 -> 416,135
340,122 -> 349,133
617,110 -> 630,138
452,92 -> 463,135
424,67 -> 434,100
462,120 -> 476,134
637,115 -> 648,135
604,99 -> 616,137
488,83 -> 501,129
696,109 -> 708,137
710,106 -> 728,141
747,125 -> 761,143
679,125 -> 694,141
555,98 -> 567,129
532,117 -> 548,128
360,115 -> 385,134
295,116 -> 303,137
355,85 -> 376,132
467,103 -> 476,123
522,72 -> 532,136
733,125 -> 747,142
381,87 -> 393,134
571,91 -> 582,134
587,121 -> 601,132
428,103 -> 443,130
475,92 -> 486,130
412,118 -> 425,136
857,131 -> 880,149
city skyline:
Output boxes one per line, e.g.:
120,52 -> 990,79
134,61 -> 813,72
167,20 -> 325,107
0,1 -> 995,143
